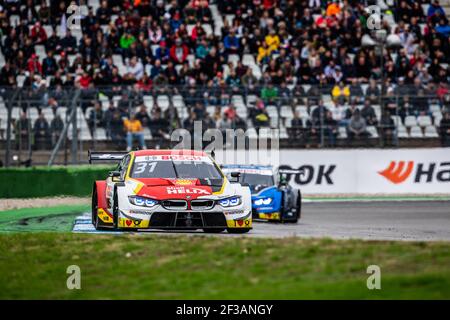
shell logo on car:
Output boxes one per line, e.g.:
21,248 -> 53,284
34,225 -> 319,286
175,179 -> 195,186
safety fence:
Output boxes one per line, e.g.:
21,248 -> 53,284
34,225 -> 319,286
0,84 -> 448,166
1,148 -> 448,197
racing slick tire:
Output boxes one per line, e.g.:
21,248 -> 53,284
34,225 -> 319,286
297,190 -> 302,220
112,187 -> 119,230
203,228 -> 226,233
112,187 -> 139,232
281,190 -> 301,224
92,187 -> 110,231
227,228 -> 251,234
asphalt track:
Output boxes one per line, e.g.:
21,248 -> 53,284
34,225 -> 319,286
73,201 -> 450,241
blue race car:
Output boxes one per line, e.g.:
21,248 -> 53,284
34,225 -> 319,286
221,165 -> 302,223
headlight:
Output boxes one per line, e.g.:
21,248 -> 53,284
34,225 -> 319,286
218,196 -> 241,207
129,196 -> 158,207
254,197 -> 272,206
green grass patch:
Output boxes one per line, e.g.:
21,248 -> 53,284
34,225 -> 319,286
0,205 -> 89,232
0,233 -> 449,299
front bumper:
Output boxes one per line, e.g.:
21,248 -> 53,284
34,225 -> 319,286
252,208 -> 281,221
117,209 -> 252,230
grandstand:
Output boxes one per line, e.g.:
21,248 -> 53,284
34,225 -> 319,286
0,0 -> 449,165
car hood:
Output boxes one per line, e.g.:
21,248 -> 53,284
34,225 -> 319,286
129,178 -> 225,200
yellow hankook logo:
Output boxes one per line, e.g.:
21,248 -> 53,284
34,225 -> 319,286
176,179 -> 195,185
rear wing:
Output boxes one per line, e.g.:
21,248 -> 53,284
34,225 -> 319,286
278,168 -> 304,175
88,150 -> 128,163
277,168 -> 304,185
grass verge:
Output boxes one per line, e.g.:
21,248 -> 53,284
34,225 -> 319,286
0,205 -> 89,232
0,233 -> 449,299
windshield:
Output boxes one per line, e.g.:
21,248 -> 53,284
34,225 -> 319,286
130,156 -> 223,180
240,173 -> 274,187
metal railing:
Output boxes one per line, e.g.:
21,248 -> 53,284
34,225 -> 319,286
0,84 -> 448,166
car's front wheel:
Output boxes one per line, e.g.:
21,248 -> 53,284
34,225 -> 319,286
112,187 -> 119,230
282,190 -> 301,223
227,228 -> 251,234
297,190 -> 302,220
91,187 -> 98,226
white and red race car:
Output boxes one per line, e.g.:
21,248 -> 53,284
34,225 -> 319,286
90,149 -> 252,233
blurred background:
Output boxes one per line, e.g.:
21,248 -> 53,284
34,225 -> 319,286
0,0 -> 449,166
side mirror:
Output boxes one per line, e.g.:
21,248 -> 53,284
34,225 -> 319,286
109,171 -> 121,178
230,172 -> 241,182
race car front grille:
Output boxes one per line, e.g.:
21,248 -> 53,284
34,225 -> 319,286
149,212 -> 227,228
190,199 -> 215,210
161,200 -> 187,210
